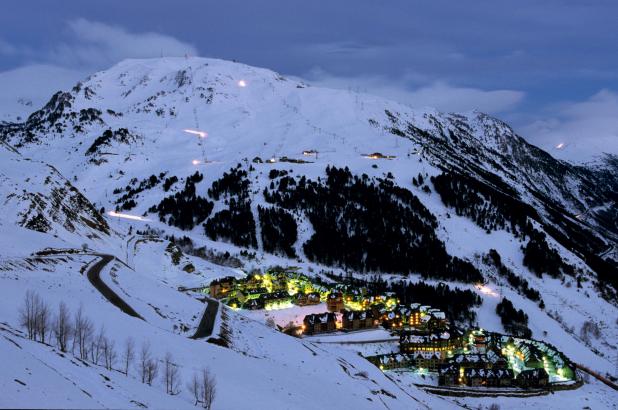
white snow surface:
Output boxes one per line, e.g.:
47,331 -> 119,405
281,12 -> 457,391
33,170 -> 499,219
0,57 -> 617,409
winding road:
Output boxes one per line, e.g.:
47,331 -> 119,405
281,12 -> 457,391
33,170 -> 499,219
190,298 -> 219,339
86,254 -> 144,320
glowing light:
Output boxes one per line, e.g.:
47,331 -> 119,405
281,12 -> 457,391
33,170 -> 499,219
556,142 -> 565,149
238,80 -> 247,87
184,129 -> 208,138
475,284 -> 499,297
192,159 -> 202,165
107,211 -> 149,222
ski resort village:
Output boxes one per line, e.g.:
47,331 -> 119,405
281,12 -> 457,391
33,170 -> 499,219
0,54 -> 617,409
203,267 -> 579,393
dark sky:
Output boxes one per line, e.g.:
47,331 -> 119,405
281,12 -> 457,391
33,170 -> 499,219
2,0 -> 617,160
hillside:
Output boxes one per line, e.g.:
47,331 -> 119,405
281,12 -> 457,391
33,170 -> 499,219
0,57 -> 617,409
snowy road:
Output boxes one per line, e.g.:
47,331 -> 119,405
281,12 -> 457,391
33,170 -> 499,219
190,298 -> 219,339
86,254 -> 144,320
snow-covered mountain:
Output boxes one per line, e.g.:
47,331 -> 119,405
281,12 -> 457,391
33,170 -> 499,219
1,57 -> 617,409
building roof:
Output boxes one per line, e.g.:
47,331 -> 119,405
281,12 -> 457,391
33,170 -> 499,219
304,312 -> 336,325
344,309 -> 374,321
438,363 -> 458,375
517,368 -> 549,380
210,276 -> 236,285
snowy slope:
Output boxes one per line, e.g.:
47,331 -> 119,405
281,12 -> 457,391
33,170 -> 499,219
0,57 -> 617,408
0,141 -> 119,257
0,250 -> 453,410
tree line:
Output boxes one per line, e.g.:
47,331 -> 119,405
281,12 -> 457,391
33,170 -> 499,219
322,273 -> 482,325
522,229 -> 576,279
496,297 -> 532,338
485,249 -> 544,308
204,165 -> 257,248
18,290 -> 216,409
264,166 -> 482,283
114,172 -> 166,211
431,172 -> 534,237
258,206 -> 297,258
150,171 -> 214,231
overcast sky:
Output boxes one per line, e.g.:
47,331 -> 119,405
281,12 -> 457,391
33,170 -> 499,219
1,0 -> 617,161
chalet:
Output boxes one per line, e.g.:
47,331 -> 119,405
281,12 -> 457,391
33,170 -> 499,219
209,276 -> 236,299
408,303 -> 422,327
452,354 -> 489,370
260,291 -> 292,309
486,350 -> 508,369
236,287 -> 268,303
270,276 -> 288,293
488,369 -> 514,387
327,292 -> 344,312
342,310 -> 377,331
244,274 -> 265,289
520,344 -> 545,369
427,311 -> 448,330
294,291 -> 321,306
438,363 -> 459,386
469,330 -> 488,353
400,329 -> 461,355
368,354 -> 414,370
303,313 -> 337,335
516,368 -> 549,388
414,351 -> 442,372
371,303 -> 388,322
243,298 -> 265,310
382,310 -> 403,329
463,368 -> 485,387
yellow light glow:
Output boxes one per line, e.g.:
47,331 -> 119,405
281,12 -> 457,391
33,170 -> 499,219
475,284 -> 499,297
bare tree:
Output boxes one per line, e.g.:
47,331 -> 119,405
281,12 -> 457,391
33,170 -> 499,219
72,304 -> 93,360
19,291 -> 52,343
90,325 -> 106,365
163,352 -> 181,395
200,367 -> 216,410
34,296 -> 51,343
139,341 -> 158,384
102,337 -> 117,371
52,301 -> 72,352
146,358 -> 159,385
139,341 -> 151,383
19,290 -> 38,340
122,337 -> 135,376
188,372 -> 200,406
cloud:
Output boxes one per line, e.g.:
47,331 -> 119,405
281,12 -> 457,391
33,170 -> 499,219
49,18 -> 198,68
0,64 -> 85,122
0,20 -> 198,121
522,90 -> 618,163
304,69 -> 524,114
